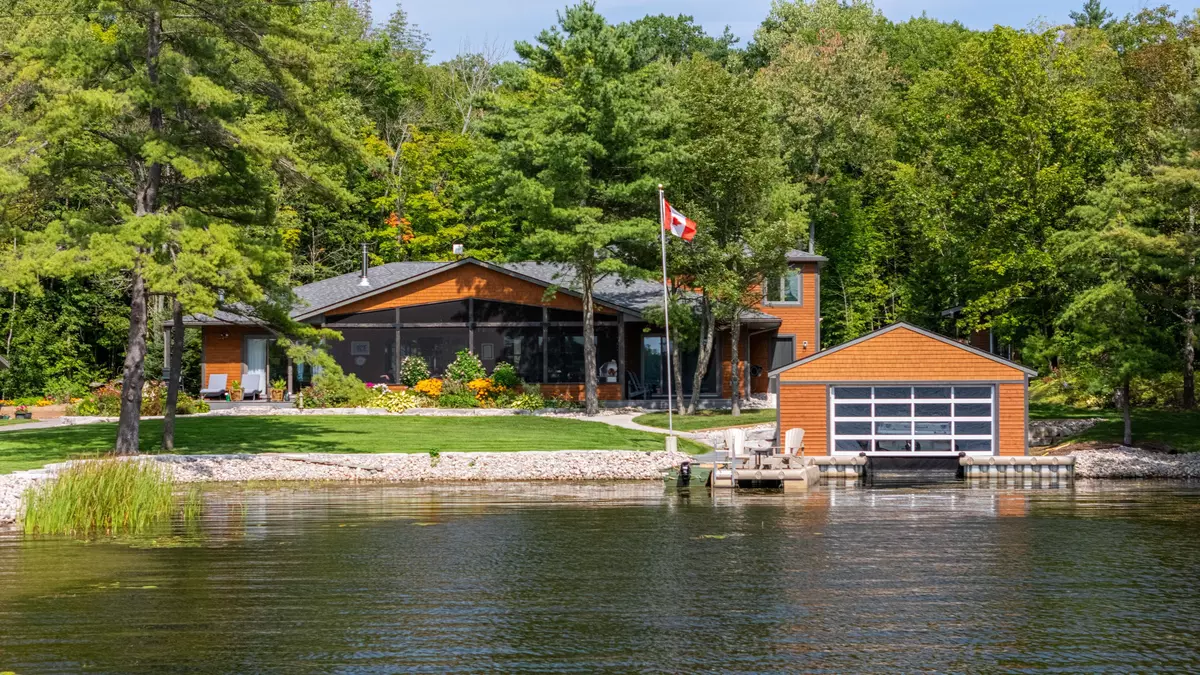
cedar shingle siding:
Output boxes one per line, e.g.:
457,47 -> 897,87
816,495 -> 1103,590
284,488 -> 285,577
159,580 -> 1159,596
774,324 -> 1031,456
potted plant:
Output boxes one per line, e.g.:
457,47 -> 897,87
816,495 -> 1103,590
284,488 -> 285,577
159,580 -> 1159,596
229,379 -> 242,401
15,404 -> 32,419
270,378 -> 286,402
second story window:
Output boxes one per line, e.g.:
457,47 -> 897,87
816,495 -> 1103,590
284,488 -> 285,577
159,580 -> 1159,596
765,270 -> 802,304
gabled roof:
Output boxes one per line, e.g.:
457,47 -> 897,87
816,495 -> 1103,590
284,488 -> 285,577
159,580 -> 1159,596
768,322 -> 1038,378
185,258 -> 784,326
785,249 -> 828,263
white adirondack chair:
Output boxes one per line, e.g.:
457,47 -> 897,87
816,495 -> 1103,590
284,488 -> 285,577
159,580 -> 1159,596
723,428 -> 749,466
784,428 -> 805,456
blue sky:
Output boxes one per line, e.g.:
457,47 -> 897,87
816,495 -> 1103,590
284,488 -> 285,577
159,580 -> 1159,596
372,0 -> 1181,62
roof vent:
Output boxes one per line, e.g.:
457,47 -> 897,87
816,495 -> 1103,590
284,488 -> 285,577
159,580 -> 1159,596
358,243 -> 370,287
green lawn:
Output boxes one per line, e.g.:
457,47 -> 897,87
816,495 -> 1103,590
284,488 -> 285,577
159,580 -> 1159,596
1029,403 -> 1118,420
0,415 -> 708,474
0,418 -> 34,427
633,408 -> 776,432
1031,403 -> 1200,452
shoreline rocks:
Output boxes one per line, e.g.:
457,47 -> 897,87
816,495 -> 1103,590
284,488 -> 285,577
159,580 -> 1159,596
1072,446 -> 1200,479
0,450 -> 688,525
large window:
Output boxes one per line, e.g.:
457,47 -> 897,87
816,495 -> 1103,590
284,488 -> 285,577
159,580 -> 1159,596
830,385 -> 995,454
474,326 -> 543,382
547,325 -> 618,383
399,327 -> 469,376
329,328 -> 396,384
641,335 -> 719,396
764,270 -> 803,304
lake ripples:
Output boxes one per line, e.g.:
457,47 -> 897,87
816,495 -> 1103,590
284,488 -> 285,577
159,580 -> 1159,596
1,480 -> 1198,673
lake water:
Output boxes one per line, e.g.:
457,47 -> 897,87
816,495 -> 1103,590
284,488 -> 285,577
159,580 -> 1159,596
1,480 -> 1198,673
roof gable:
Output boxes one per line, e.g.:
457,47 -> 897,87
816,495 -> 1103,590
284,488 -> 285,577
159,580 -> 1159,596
771,322 -> 1036,382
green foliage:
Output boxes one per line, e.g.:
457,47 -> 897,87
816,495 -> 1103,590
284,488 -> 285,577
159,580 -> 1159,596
303,368 -> 372,408
398,355 -> 431,387
444,349 -> 485,383
512,392 -> 547,410
365,389 -> 421,412
437,390 -> 480,408
491,362 -> 521,390
22,460 -> 175,536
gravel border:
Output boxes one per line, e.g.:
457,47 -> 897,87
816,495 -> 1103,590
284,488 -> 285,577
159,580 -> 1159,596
1073,446 -> 1200,479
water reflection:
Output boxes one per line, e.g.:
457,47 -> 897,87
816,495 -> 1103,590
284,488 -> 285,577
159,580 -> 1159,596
0,481 -> 1198,673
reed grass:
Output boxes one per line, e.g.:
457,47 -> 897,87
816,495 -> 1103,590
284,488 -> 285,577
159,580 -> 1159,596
22,459 -> 178,536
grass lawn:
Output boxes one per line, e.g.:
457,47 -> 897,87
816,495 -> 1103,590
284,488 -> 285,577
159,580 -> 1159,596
1031,403 -> 1200,452
0,418 -> 34,427
633,408 -> 776,432
0,415 -> 708,474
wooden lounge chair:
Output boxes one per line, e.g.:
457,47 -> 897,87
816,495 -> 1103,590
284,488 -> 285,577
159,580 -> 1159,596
199,374 -> 227,400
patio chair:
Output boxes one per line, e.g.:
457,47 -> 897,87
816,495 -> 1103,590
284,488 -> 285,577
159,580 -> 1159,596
784,428 -> 805,456
199,374 -> 227,400
241,373 -> 264,401
626,371 -> 648,400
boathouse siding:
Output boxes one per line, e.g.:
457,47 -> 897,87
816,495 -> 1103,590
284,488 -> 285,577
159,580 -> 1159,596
770,323 -> 1036,457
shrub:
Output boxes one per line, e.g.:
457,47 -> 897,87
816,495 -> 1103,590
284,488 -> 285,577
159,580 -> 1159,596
512,392 -> 546,410
491,362 -> 521,390
22,459 -> 176,536
176,395 -> 211,415
44,377 -> 84,404
414,378 -> 443,398
67,382 -> 122,417
399,355 -> 430,387
438,386 -> 480,408
310,368 -> 372,407
365,389 -> 421,413
467,377 -> 500,405
445,349 -> 486,383
547,393 -> 582,409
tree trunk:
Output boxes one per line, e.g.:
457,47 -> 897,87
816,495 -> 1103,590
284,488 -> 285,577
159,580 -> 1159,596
671,333 -> 685,415
1121,376 -> 1133,447
687,296 -> 715,415
163,297 -> 184,451
116,8 -> 163,455
115,272 -> 149,454
729,313 -> 742,416
582,269 -> 598,416
1184,205 -> 1196,408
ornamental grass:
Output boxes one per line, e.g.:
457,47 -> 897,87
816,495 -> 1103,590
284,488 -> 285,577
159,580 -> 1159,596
22,459 -> 180,536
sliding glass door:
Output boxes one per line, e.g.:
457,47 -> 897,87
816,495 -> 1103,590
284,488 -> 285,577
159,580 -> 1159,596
640,335 -> 718,397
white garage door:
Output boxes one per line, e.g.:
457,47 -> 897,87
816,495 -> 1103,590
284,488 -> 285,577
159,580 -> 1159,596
829,385 -> 995,455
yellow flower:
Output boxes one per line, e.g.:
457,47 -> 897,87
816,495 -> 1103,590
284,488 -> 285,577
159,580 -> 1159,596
414,378 -> 443,398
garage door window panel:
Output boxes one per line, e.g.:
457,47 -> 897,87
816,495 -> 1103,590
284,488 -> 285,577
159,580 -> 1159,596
830,384 -> 995,454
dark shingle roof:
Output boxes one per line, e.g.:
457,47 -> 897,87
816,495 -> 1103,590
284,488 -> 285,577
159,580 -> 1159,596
785,249 -> 828,263
186,259 -> 782,325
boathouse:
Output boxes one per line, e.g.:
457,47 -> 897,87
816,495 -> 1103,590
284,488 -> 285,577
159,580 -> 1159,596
769,323 -> 1037,458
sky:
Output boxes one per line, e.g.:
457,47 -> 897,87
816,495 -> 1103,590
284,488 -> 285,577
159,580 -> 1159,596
370,0 -> 1181,62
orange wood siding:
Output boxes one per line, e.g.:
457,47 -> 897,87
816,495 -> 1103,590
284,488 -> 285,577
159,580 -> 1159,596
542,383 -> 621,401
778,326 -> 1027,382
998,383 -> 1026,456
201,326 -> 251,386
753,262 -> 819,355
333,265 -> 616,316
779,384 -> 827,456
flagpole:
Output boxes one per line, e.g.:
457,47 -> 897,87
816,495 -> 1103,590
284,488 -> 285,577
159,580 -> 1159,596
658,184 -> 674,436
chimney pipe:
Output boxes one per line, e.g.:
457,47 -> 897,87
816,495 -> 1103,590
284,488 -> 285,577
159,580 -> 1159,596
358,243 -> 370,287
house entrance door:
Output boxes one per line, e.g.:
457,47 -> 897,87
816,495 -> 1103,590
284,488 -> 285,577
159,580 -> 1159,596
245,338 -> 268,400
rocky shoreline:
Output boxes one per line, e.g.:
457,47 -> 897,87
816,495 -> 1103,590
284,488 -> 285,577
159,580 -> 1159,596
3,445 -> 1199,526
0,450 -> 689,525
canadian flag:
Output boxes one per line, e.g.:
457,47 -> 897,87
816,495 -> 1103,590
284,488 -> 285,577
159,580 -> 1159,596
662,199 -> 697,242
